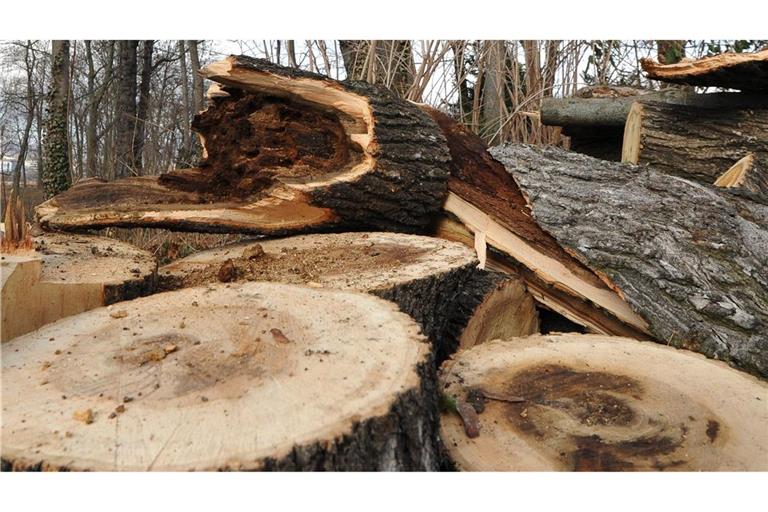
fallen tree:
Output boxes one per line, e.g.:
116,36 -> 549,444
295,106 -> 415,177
492,143 -> 768,377
1,282 -> 440,471
641,48 -> 768,91
440,334 -> 768,471
159,232 -> 539,359
422,106 -> 650,339
36,56 -> 450,235
1,232 -> 156,342
622,101 -> 768,188
541,91 -> 768,161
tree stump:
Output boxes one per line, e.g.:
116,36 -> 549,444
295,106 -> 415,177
440,334 -> 768,471
1,232 -> 156,342
159,232 -> 539,360
35,56 -> 450,235
1,282 -> 440,471
492,143 -> 768,377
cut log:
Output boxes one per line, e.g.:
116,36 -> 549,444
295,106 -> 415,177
36,56 -> 450,235
714,154 -> 768,205
420,106 -> 650,339
492,143 -> 768,377
1,282 -> 439,471
440,334 -> 768,471
1,232 -> 156,342
159,232 -> 539,360
542,91 -> 768,129
622,101 -> 768,189
641,49 -> 768,91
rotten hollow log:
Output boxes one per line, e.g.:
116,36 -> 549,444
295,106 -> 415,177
440,334 -> 768,471
158,232 -> 539,360
420,106 -> 650,339
1,232 -> 156,342
492,143 -> 768,377
622,101 -> 768,190
36,56 -> 450,235
1,282 -> 440,471
641,49 -> 768,91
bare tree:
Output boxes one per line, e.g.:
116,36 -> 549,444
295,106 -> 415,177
42,40 -> 71,197
114,40 -> 138,177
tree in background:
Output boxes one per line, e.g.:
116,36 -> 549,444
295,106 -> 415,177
115,40 -> 138,178
42,40 -> 71,197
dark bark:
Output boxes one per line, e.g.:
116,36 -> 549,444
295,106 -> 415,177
625,101 -> 768,186
133,40 -> 154,174
491,143 -> 768,378
115,41 -> 138,178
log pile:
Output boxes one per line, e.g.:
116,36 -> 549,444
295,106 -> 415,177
3,54 -> 766,471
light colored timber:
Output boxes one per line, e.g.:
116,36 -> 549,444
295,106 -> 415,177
621,102 -> 644,164
160,232 -> 539,358
1,282 -> 438,471
715,154 -> 754,188
440,334 -> 768,471
442,192 -> 649,333
1,233 -> 156,342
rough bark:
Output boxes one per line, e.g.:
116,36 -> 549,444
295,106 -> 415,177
115,41 -> 138,177
622,101 -> 768,188
1,282 -> 440,471
158,232 -> 538,362
440,334 -> 768,471
187,40 -> 205,113
36,57 -> 450,236
134,40 -> 154,173
642,48 -> 768,91
1,232 -> 157,342
421,106 -> 649,338
492,143 -> 768,377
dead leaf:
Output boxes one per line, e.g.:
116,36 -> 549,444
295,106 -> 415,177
271,328 -> 291,344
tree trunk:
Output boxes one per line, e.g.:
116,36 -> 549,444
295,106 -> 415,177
177,40 -> 193,167
642,48 -> 768,91
1,282 -> 440,471
36,57 -> 450,236
440,334 -> 768,471
1,232 -> 156,342
481,40 -> 506,145
134,40 -> 154,174
187,40 -> 205,114
621,101 -> 768,187
158,232 -> 539,362
420,106 -> 649,339
339,40 -> 415,98
492,143 -> 768,377
115,40 -> 138,178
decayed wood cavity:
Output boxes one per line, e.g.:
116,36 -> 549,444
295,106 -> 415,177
439,334 -> 768,471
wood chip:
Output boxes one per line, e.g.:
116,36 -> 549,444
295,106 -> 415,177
270,328 -> 291,344
164,343 -> 178,354
456,401 -> 481,438
481,389 -> 526,403
73,409 -> 94,424
110,310 -> 128,319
